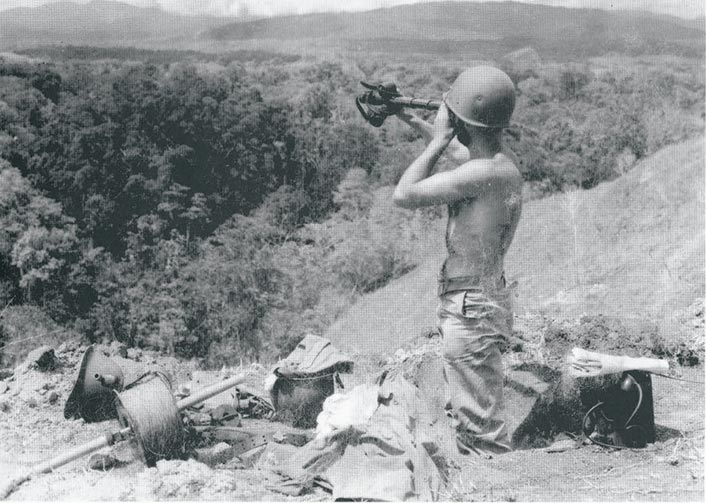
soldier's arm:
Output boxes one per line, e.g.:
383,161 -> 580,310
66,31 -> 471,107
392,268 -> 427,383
394,158 -> 499,208
394,103 -> 499,208
396,110 -> 468,165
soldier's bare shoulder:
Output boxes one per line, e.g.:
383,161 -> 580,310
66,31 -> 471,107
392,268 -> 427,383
454,153 -> 522,189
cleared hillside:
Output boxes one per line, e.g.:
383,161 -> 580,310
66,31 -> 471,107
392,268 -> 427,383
326,138 -> 705,355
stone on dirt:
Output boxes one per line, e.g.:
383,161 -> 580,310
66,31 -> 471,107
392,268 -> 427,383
209,403 -> 240,425
135,459 -> 236,500
195,442 -> 236,467
46,390 -> 59,404
191,412 -> 212,426
545,438 -> 579,453
88,452 -> 119,471
127,348 -> 142,361
108,341 -> 128,358
22,346 -> 56,372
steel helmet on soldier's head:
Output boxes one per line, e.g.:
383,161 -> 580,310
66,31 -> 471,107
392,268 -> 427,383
443,66 -> 516,128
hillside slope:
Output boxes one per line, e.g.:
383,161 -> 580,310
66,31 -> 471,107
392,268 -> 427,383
326,138 -> 704,355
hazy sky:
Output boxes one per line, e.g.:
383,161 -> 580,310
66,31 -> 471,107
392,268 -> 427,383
1,0 -> 703,19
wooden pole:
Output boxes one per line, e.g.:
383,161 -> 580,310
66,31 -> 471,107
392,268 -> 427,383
1,374 -> 245,499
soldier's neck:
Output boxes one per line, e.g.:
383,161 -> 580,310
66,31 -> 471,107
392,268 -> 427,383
465,136 -> 502,160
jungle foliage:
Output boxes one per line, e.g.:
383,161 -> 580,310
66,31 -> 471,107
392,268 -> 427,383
0,48 -> 703,365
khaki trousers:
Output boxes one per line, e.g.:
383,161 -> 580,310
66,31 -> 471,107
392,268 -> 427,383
436,287 -> 513,454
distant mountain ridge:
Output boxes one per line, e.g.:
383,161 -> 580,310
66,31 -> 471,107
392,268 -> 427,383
208,1 -> 704,58
0,1 -> 703,57
210,1 -> 704,40
0,0 -> 234,48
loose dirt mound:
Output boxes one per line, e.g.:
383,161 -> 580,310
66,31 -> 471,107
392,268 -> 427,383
510,137 -> 704,319
326,138 -> 705,356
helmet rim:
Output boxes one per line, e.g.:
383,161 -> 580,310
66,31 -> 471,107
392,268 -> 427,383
444,66 -> 515,129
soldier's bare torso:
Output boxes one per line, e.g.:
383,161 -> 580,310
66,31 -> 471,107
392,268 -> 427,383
441,150 -> 523,286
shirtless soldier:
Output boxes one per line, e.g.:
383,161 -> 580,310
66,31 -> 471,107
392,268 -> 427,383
393,66 -> 522,456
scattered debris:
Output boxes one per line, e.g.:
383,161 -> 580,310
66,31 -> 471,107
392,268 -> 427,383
127,348 -> 143,361
194,442 -> 237,467
209,403 -> 240,425
135,459 -> 236,500
272,431 -> 309,447
22,346 -> 56,372
191,412 -> 212,426
46,390 -> 59,404
57,340 -> 80,355
545,438 -> 579,453
175,384 -> 191,399
88,452 -> 119,471
234,386 -> 275,419
0,314 -> 700,501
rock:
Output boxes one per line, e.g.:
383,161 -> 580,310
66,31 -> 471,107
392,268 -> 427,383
0,397 -> 10,412
88,452 -> 118,471
46,390 -> 59,404
195,442 -> 236,467
23,346 -> 57,371
57,340 -> 79,354
272,431 -> 309,447
109,341 -> 128,358
176,384 -> 191,399
127,348 -> 142,361
137,459 -> 236,499
210,404 -> 239,425
35,381 -> 53,392
191,412 -> 212,426
238,444 -> 267,468
26,397 -> 38,408
0,381 -> 8,394
545,438 -> 578,453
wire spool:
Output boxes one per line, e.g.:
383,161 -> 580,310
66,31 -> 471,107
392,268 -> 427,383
114,372 -> 185,466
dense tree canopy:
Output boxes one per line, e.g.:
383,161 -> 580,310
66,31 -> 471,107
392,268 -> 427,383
0,51 -> 702,364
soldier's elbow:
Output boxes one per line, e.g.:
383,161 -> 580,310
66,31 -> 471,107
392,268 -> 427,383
393,188 -> 413,208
